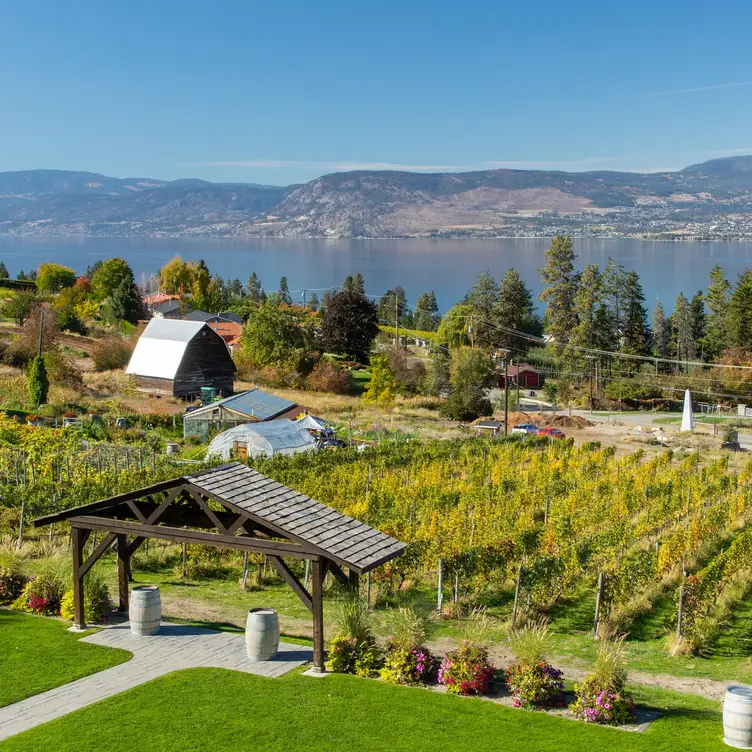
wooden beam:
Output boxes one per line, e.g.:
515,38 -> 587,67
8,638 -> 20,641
68,516 -> 319,560
125,500 -> 147,523
327,561 -> 350,587
145,486 -> 186,525
33,478 -> 185,526
311,558 -> 325,672
186,488 -> 228,534
268,556 -> 312,612
127,536 -> 147,557
71,527 -> 85,629
226,513 -> 253,536
79,532 -> 116,578
116,533 -> 129,612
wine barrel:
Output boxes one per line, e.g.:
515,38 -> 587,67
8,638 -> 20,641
245,608 -> 279,661
724,685 -> 752,748
129,585 -> 161,636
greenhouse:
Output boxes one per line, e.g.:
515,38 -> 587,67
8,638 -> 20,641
205,419 -> 317,461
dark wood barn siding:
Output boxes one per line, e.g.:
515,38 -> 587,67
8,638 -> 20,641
133,375 -> 175,396
173,328 -> 235,398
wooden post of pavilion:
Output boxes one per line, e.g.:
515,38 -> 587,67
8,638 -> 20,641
348,569 -> 360,594
71,527 -> 87,629
116,533 -> 130,613
311,558 -> 325,673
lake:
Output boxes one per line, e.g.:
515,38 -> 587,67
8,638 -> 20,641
2,236 -> 752,312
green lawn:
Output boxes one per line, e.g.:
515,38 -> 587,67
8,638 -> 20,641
0,668 -> 728,752
0,610 -> 131,708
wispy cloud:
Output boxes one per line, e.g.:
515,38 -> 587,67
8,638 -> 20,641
643,80 -> 752,97
190,159 -> 467,172
483,157 -> 621,168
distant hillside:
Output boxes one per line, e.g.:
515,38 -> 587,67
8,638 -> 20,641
3,157 -> 752,239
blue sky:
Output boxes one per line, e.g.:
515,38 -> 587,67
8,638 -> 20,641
2,0 -> 751,185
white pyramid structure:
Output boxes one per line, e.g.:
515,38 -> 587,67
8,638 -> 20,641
680,389 -> 694,433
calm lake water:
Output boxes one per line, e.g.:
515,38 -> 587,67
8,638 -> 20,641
2,236 -> 752,312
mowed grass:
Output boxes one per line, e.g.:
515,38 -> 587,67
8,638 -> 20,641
0,610 -> 131,708
0,668 -> 728,752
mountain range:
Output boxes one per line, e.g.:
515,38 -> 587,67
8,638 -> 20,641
3,157 -> 752,239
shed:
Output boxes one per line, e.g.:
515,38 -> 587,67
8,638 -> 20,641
183,388 -> 299,441
475,419 -> 503,436
497,362 -> 543,390
126,319 -> 235,399
206,419 -> 317,460
32,462 -> 406,673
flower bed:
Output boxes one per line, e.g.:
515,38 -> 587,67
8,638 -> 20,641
438,643 -> 496,696
505,661 -> 564,709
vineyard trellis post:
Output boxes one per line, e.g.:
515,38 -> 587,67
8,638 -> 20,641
512,563 -> 523,628
241,551 -> 249,589
436,558 -> 444,614
593,570 -> 604,638
544,496 -> 550,525
16,499 -> 25,549
677,585 -> 685,641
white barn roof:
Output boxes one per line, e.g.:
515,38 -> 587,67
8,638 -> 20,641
126,319 -> 211,380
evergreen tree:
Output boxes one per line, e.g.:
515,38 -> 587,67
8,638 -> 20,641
652,301 -> 670,358
259,289 -> 267,304
729,270 -> 752,350
353,273 -> 365,295
0,261 -> 8,279
620,271 -> 650,355
672,292 -> 696,365
247,272 -> 262,303
91,258 -> 134,301
414,293 -> 435,331
496,269 -> 542,352
228,278 -> 244,298
308,292 -> 319,311
110,279 -> 144,324
28,355 -> 49,408
690,290 -> 706,358
279,276 -> 291,305
539,234 -> 578,346
320,290 -> 333,314
378,287 -> 407,325
342,275 -> 355,293
602,258 -> 628,346
468,270 -> 500,347
703,265 -> 731,359
571,264 -> 602,351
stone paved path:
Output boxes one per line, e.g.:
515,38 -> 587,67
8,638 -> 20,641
0,622 -> 312,742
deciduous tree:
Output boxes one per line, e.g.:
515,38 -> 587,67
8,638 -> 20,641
320,291 -> 379,362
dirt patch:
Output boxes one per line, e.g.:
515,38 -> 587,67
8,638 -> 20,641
502,412 -> 593,430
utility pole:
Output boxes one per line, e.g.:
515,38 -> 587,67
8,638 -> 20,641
502,349 -> 510,436
37,308 -> 44,358
468,317 -> 474,348
395,291 -> 399,347
301,289 -> 307,308
516,361 -> 520,408
585,356 -> 595,413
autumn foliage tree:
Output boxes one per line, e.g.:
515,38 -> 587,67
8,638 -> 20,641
321,291 -> 380,363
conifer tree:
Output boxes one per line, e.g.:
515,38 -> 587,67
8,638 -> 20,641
652,301 -> 670,359
673,292 -> 696,365
702,265 -> 731,359
278,276 -> 291,305
729,270 -> 752,350
28,355 -> 48,408
620,271 -> 650,355
247,272 -> 262,303
539,234 -> 578,347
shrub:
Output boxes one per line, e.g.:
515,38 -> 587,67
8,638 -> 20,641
325,635 -> 383,677
28,354 -> 49,408
305,360 -> 351,394
11,561 -> 68,616
570,678 -> 636,725
60,571 -> 113,624
0,549 -> 27,604
571,637 -> 635,725
326,596 -> 383,676
381,645 -> 438,685
438,642 -> 496,695
91,337 -> 134,371
505,662 -> 564,708
506,620 -> 564,708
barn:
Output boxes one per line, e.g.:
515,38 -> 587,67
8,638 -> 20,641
126,319 -> 235,398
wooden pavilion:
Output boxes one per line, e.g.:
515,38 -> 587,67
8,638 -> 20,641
33,463 -> 406,672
